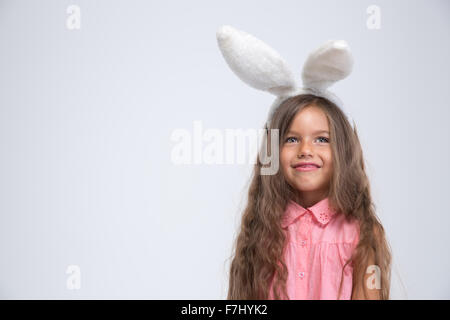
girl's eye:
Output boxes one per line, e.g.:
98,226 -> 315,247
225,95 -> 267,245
284,136 -> 329,144
316,137 -> 329,143
285,137 -> 298,143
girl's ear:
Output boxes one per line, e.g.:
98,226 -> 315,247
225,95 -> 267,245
216,25 -> 298,97
301,40 -> 354,92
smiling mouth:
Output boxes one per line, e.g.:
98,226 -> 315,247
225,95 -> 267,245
292,162 -> 321,169
294,165 -> 319,172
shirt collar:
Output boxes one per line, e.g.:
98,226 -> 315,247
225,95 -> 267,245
281,197 -> 337,228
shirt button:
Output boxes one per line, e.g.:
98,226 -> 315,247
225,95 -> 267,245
299,272 -> 305,279
300,240 -> 307,247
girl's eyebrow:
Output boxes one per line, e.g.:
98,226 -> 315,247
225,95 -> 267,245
286,130 -> 330,135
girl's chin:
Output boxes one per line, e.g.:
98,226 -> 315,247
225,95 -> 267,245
293,182 -> 326,192
296,188 -> 321,193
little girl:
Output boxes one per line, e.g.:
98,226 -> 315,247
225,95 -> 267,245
227,94 -> 392,300
216,25 -> 392,300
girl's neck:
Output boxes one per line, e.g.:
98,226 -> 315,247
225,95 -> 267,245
295,190 -> 328,209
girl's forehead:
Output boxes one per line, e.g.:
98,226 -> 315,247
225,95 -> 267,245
288,106 -> 329,132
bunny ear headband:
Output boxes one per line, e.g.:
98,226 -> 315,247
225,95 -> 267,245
216,25 -> 355,129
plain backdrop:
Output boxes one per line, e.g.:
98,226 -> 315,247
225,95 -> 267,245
0,0 -> 449,299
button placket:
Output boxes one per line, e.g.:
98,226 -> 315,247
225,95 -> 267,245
298,212 -> 312,247
296,213 -> 311,283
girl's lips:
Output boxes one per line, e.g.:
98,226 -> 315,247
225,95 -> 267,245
294,165 -> 319,172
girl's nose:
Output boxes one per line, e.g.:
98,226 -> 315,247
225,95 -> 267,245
297,141 -> 313,158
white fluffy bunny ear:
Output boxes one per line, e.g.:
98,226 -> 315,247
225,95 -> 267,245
301,40 -> 354,92
216,25 -> 298,97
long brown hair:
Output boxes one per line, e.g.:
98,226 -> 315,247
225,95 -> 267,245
227,94 -> 392,299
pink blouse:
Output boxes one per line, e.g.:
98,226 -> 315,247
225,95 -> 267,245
269,197 -> 360,300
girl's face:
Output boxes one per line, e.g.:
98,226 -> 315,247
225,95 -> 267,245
280,105 -> 333,206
